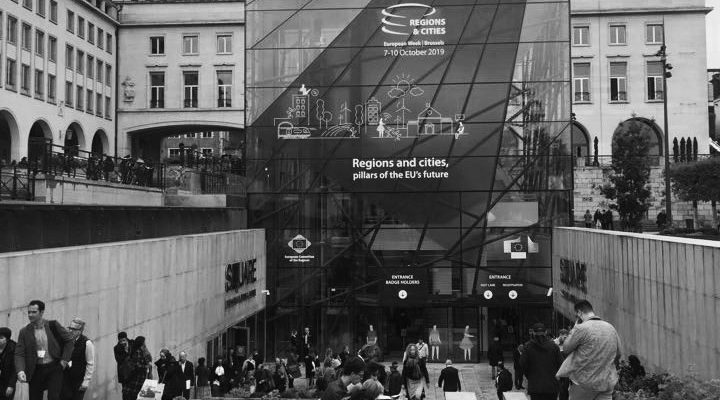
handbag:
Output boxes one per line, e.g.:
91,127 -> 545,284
15,382 -> 30,400
287,364 -> 301,378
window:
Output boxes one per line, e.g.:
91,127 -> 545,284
150,36 -> 164,55
217,70 -> 232,107
64,81 -> 72,105
86,88 -> 93,112
106,33 -> 112,53
65,45 -> 74,69
47,74 -> 56,102
76,50 -> 84,74
21,64 -> 30,95
37,0 -> 46,17
183,35 -> 198,54
23,0 -> 32,10
96,60 -> 103,82
48,36 -> 57,61
77,16 -> 84,38
33,30 -> 44,56
105,96 -> 111,118
609,24 -> 626,45
76,85 -> 83,110
97,28 -> 103,49
573,63 -> 591,102
609,62 -> 627,102
88,22 -> 94,44
86,55 -> 94,79
646,61 -> 664,101
96,93 -> 102,116
65,81 -> 73,106
21,23 -> 31,51
217,34 -> 232,54
34,69 -> 43,97
183,71 -> 198,108
49,1 -> 57,23
7,16 -> 17,44
0,12 -> 3,41
6,59 -> 17,89
572,26 -> 589,46
150,72 -> 165,108
169,148 -> 181,158
202,132 -> 214,138
185,133 -> 196,138
67,10 -> 75,33
105,65 -> 111,86
201,148 -> 214,156
646,24 -> 664,44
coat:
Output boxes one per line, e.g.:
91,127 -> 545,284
0,340 -> 17,394
438,366 -> 461,392
487,341 -> 504,365
159,358 -> 184,400
14,320 -> 75,382
520,337 -> 562,395
179,360 -> 194,388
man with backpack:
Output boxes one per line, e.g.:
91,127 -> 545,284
14,300 -> 75,400
495,362 -> 513,400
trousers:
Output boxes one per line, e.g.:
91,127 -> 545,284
569,384 -> 613,400
29,362 -> 64,400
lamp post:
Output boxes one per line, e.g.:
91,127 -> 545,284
656,44 -> 673,226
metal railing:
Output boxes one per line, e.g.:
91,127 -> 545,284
577,154 -> 715,167
25,142 -> 166,189
0,164 -> 35,201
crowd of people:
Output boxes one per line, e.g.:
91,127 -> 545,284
583,209 -> 615,230
0,299 -> 633,400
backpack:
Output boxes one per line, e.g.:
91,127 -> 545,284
406,363 -> 422,380
496,369 -> 513,392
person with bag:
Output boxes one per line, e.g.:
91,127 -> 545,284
156,350 -> 183,400
401,344 -> 426,400
0,327 -> 17,400
494,362 -> 513,400
285,352 -> 301,389
14,300 -> 75,400
121,336 -> 151,400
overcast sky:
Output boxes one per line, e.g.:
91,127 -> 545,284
708,0 -> 719,67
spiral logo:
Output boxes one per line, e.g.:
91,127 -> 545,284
381,3 -> 438,36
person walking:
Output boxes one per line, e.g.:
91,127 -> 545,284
121,336 -> 151,400
593,209 -> 602,229
157,350 -> 184,400
386,362 -> 403,399
494,362 -> 513,400
194,358 -> 210,400
487,336 -> 503,379
656,210 -> 667,230
14,300 -> 75,400
556,300 -> 622,400
583,210 -> 593,228
113,333 -> 131,386
512,344 -> 524,390
0,327 -> 16,400
520,323 -> 561,400
178,352 -> 194,399
554,329 -> 571,400
415,338 -> 430,384
320,357 -> 365,400
603,210 -> 614,230
60,318 -> 95,400
437,359 -> 460,392
402,344 -> 427,400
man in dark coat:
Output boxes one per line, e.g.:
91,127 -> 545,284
512,344 -> 525,390
321,357 -> 365,400
386,362 -> 403,398
520,323 -> 562,400
603,209 -> 614,230
487,336 -> 503,379
178,352 -> 194,399
14,300 -> 75,400
156,350 -> 184,400
113,332 -> 131,385
0,327 -> 17,400
437,359 -> 461,392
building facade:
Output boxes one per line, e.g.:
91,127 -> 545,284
0,0 -> 118,163
247,0 -> 572,359
570,0 -> 713,223
115,0 -> 244,160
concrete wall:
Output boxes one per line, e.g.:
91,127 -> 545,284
0,229 -> 266,400
33,175 -> 164,206
552,227 -> 720,380
573,164 -> 718,227
570,3 -> 710,156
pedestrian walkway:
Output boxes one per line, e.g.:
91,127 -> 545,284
390,361 -> 527,400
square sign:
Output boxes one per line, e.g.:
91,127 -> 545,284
379,268 -> 428,305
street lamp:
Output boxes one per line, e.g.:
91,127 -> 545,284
656,44 -> 673,226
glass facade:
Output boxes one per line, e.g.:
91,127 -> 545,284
246,0 -> 571,360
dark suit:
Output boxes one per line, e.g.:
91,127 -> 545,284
438,366 -> 461,392
14,320 -> 75,400
179,360 -> 194,399
0,340 -> 17,400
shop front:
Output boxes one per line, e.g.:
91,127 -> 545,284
246,0 -> 572,360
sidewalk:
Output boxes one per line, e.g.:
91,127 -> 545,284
421,361 -> 527,400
